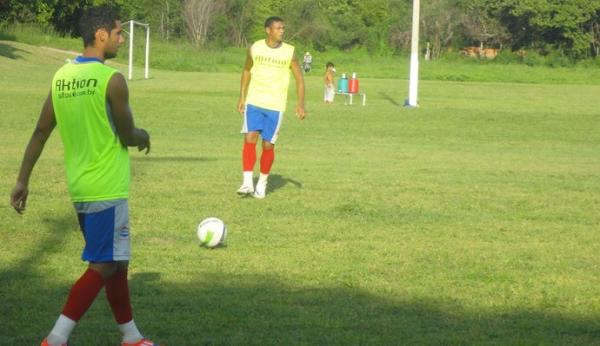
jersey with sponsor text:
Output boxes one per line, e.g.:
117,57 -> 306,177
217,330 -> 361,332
52,58 -> 130,202
246,39 -> 295,112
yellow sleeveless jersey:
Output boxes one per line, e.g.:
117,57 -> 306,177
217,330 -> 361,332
246,39 -> 295,112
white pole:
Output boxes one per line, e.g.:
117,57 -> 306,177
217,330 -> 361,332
128,20 -> 134,80
407,0 -> 420,107
144,25 -> 150,79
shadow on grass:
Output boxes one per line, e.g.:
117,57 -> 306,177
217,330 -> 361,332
0,214 -> 76,281
379,91 -> 402,106
0,214 -> 80,342
2,215 -> 600,345
267,174 -> 302,195
0,42 -> 26,60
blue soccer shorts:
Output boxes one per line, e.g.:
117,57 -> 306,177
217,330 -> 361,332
241,103 -> 283,144
74,199 -> 130,263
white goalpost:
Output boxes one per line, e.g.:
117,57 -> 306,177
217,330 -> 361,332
123,20 -> 150,80
406,0 -> 420,107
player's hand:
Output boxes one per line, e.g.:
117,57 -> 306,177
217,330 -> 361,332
10,181 -> 28,214
237,100 -> 246,114
295,105 -> 306,120
136,128 -> 151,154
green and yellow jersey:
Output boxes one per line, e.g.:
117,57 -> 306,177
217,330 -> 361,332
51,57 -> 130,202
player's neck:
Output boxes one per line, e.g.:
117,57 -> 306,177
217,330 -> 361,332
265,38 -> 282,49
82,47 -> 106,62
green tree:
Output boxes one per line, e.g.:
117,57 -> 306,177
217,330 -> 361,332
119,0 -> 182,40
457,0 -> 508,48
388,0 -> 413,52
486,0 -> 600,58
219,0 -> 258,47
0,0 -> 54,24
420,0 -> 462,58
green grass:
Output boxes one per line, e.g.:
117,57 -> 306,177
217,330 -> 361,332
1,40 -> 600,344
0,23 -> 82,53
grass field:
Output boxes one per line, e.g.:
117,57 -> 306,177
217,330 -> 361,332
1,40 -> 600,345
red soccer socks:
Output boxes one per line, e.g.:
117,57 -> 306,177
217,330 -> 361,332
242,142 -> 256,171
105,269 -> 133,324
62,268 -> 105,321
47,269 -> 105,345
260,147 -> 274,175
243,142 -> 275,174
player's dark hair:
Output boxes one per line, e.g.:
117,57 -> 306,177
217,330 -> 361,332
79,5 -> 121,47
264,16 -> 284,28
326,62 -> 335,69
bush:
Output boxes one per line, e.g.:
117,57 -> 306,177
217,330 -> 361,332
522,51 -> 546,67
576,56 -> 600,68
493,50 -> 522,64
543,50 -> 574,68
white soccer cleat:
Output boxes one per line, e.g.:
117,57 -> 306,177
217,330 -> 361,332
237,184 -> 254,195
253,180 -> 267,199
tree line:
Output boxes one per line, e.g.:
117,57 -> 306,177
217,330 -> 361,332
2,0 -> 600,60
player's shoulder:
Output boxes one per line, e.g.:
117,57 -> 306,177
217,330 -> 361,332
249,39 -> 265,56
67,60 -> 120,77
107,71 -> 129,96
251,39 -> 266,48
282,42 -> 295,54
97,62 -> 120,76
108,70 -> 126,84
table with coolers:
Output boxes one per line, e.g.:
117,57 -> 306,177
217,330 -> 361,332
336,72 -> 366,106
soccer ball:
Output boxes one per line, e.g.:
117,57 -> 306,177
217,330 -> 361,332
197,217 -> 227,248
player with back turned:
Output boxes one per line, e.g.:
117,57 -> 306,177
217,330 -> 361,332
10,5 -> 159,346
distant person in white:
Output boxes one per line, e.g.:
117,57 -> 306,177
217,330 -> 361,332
303,51 -> 312,73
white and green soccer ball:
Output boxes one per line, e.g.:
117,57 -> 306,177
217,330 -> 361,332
197,217 -> 227,248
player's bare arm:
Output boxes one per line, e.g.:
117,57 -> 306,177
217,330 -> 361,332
290,54 -> 306,119
107,72 -> 151,154
10,92 -> 56,214
238,48 -> 253,114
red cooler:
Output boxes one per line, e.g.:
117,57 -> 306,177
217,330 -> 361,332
348,72 -> 359,93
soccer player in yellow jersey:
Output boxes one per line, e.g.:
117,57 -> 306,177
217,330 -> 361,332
10,6 -> 159,346
237,16 -> 306,199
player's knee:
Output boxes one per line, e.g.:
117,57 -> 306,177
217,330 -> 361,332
262,141 -> 274,150
245,132 -> 259,143
116,260 -> 129,272
89,261 -> 118,279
